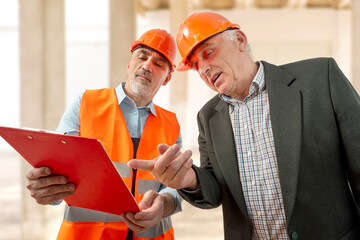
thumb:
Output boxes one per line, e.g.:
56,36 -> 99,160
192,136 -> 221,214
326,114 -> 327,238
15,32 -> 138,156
135,191 -> 158,220
128,159 -> 155,171
138,190 -> 158,210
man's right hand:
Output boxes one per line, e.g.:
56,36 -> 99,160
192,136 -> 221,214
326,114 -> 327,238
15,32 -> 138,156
128,144 -> 198,190
25,167 -> 76,205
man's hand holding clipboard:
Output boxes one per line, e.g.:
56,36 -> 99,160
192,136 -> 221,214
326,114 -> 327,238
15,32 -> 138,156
0,126 -> 140,215
26,166 -> 76,205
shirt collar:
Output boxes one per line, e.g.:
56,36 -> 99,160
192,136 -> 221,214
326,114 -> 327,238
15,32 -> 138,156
220,61 -> 265,105
115,82 -> 157,116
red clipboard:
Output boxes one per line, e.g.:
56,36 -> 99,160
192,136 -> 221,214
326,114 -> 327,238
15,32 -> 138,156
0,126 -> 140,215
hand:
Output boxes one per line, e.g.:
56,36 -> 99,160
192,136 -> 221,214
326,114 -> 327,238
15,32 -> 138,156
120,191 -> 174,232
25,167 -> 76,205
128,144 -> 198,190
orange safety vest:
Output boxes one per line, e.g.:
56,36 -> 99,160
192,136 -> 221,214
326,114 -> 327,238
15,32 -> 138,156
57,88 -> 180,240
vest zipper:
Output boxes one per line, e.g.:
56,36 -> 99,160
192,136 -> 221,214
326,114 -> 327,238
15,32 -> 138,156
130,137 -> 140,197
128,137 -> 140,240
131,169 -> 137,196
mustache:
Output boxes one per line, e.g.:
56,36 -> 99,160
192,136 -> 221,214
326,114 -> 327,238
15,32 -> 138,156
135,69 -> 151,78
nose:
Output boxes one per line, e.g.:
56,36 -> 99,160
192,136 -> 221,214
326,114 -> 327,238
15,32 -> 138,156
142,58 -> 153,72
198,61 -> 210,77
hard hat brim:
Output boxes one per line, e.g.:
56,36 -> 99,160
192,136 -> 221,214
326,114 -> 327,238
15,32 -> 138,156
130,40 -> 142,51
176,60 -> 191,71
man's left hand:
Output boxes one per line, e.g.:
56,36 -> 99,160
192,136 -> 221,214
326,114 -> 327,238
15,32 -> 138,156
120,191 -> 174,233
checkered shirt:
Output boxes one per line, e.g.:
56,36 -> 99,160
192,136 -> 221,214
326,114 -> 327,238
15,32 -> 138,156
220,62 -> 289,239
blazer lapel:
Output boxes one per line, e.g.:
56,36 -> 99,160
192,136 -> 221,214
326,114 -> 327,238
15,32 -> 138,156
209,100 -> 250,220
262,61 -> 302,224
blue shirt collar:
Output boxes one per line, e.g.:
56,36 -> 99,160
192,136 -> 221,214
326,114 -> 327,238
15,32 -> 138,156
115,82 -> 157,116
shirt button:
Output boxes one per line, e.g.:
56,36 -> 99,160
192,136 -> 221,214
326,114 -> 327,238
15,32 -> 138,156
257,211 -> 262,216
247,151 -> 252,156
291,232 -> 299,240
251,180 -> 256,186
244,125 -> 248,129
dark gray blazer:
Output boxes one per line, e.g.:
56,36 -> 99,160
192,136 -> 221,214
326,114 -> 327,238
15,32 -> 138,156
179,58 -> 360,240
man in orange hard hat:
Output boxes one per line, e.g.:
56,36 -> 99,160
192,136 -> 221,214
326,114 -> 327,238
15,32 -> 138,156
25,29 -> 182,240
129,12 -> 360,240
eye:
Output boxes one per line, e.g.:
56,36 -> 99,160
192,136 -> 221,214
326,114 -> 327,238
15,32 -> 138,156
155,61 -> 163,68
153,60 -> 165,68
138,53 -> 147,60
204,49 -> 213,58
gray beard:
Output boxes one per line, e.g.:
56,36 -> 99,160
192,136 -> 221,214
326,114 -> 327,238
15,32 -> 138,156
130,78 -> 151,98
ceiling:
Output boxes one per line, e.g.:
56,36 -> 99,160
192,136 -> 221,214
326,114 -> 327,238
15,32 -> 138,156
138,0 -> 352,10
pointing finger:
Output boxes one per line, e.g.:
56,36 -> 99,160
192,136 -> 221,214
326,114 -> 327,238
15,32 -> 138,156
128,158 -> 155,171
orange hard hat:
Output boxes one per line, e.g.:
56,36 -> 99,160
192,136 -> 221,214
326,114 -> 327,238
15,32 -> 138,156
176,12 -> 240,71
130,29 -> 176,72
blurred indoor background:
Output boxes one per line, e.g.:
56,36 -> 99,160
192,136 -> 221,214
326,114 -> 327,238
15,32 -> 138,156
0,0 -> 359,239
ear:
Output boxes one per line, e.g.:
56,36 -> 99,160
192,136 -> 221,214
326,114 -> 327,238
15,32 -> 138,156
162,73 -> 172,86
127,58 -> 131,69
235,30 -> 248,52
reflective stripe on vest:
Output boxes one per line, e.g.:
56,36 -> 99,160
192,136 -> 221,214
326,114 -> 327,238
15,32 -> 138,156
64,205 -> 123,223
137,179 -> 161,195
113,162 -> 131,178
63,205 -> 173,238
57,88 -> 180,240
112,162 -> 161,196
135,216 -> 172,238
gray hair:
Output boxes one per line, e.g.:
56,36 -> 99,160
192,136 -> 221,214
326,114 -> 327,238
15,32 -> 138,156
222,30 -> 253,60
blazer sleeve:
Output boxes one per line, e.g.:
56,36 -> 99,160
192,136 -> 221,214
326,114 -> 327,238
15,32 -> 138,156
328,58 -> 360,207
